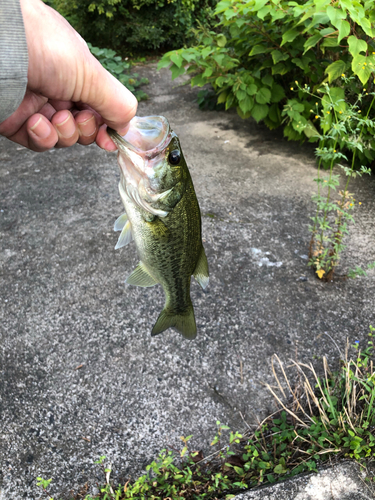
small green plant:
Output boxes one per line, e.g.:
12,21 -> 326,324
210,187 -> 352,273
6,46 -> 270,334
88,44 -> 149,101
293,77 -> 375,280
36,477 -> 54,499
36,327 -> 375,499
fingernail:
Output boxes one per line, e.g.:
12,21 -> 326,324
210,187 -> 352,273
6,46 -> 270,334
117,124 -> 130,137
55,114 -> 76,138
104,139 -> 117,152
78,115 -> 96,137
29,116 -> 51,139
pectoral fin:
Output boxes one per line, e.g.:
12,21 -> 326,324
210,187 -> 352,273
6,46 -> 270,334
126,262 -> 158,287
114,213 -> 128,232
115,220 -> 133,249
193,246 -> 209,290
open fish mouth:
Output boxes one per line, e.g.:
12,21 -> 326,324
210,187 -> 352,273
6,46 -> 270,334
107,115 -> 173,158
108,116 -> 176,217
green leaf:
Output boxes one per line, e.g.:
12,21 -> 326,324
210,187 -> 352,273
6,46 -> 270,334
247,84 -> 258,95
239,96 -> 254,113
337,19 -> 350,43
236,89 -> 247,101
262,74 -> 274,87
357,16 -> 375,37
352,54 -> 373,85
171,64 -> 186,80
274,464 -> 287,474
303,120 -> 319,139
271,50 -> 289,64
268,103 -> 281,124
321,37 -> 339,48
191,73 -> 207,86
217,91 -> 228,104
256,87 -> 271,104
257,5 -> 271,19
281,28 -> 299,46
237,106 -> 252,119
303,33 -> 323,54
326,5 -> 347,28
347,36 -> 368,57
253,0 -> 269,12
170,52 -> 183,68
272,62 -> 288,75
325,60 -> 347,83
217,34 -> 227,48
157,56 -> 172,70
270,83 -> 285,103
249,45 -> 270,56
251,103 -> 269,122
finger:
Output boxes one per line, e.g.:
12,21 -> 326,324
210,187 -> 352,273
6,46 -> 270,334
82,61 -> 138,134
74,110 -> 98,146
0,90 -> 48,139
51,109 -> 80,148
26,113 -> 59,151
96,124 -> 117,152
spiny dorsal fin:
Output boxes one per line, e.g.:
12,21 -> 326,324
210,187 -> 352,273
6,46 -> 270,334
151,304 -> 197,339
126,262 -> 158,287
115,220 -> 133,249
114,213 -> 128,232
193,246 -> 209,290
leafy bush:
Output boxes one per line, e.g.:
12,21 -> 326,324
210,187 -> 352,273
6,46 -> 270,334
158,0 -> 375,167
50,0 -> 217,55
88,44 -> 149,101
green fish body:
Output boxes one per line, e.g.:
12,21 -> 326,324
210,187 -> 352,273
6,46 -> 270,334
108,116 -> 208,339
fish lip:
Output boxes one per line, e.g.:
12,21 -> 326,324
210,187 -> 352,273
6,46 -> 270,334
107,116 -> 173,159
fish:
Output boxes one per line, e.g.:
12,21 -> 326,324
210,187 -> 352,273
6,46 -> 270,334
108,116 -> 209,339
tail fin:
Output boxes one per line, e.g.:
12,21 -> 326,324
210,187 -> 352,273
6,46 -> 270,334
151,304 -> 197,340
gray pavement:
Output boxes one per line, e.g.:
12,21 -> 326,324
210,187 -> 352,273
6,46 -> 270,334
0,63 -> 374,499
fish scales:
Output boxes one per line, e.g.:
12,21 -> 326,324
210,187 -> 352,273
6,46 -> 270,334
108,116 -> 209,339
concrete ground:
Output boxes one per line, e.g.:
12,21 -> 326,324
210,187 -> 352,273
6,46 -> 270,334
0,63 -> 374,499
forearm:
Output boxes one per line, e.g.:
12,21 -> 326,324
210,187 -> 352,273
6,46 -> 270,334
0,0 -> 28,123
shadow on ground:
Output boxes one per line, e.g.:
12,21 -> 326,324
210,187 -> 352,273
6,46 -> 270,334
1,64 -> 374,499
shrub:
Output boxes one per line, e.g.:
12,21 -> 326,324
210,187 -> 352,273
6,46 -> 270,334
88,44 -> 149,101
50,0 -> 217,55
158,0 -> 375,167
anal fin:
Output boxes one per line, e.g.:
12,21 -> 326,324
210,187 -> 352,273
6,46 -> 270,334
126,262 -> 158,287
193,246 -> 209,290
115,220 -> 133,249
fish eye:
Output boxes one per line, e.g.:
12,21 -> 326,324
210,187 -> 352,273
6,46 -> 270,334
168,149 -> 181,165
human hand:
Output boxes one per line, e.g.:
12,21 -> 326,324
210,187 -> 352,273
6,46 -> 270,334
0,0 -> 137,152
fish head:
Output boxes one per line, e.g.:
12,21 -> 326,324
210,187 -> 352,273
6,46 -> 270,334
108,116 -> 188,217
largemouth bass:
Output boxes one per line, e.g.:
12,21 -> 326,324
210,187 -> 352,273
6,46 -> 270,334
108,116 -> 209,339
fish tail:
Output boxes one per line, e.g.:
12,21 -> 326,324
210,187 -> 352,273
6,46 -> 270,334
151,303 -> 196,340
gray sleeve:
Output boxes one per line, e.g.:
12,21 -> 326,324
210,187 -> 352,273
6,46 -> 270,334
0,0 -> 28,124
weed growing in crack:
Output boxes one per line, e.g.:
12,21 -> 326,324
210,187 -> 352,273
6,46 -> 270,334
36,327 -> 375,499
290,77 -> 375,280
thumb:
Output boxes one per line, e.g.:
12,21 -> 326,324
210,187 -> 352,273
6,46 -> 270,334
87,62 -> 138,134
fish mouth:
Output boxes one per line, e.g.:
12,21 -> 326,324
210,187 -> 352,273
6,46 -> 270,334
108,116 -> 175,217
108,116 -> 172,158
